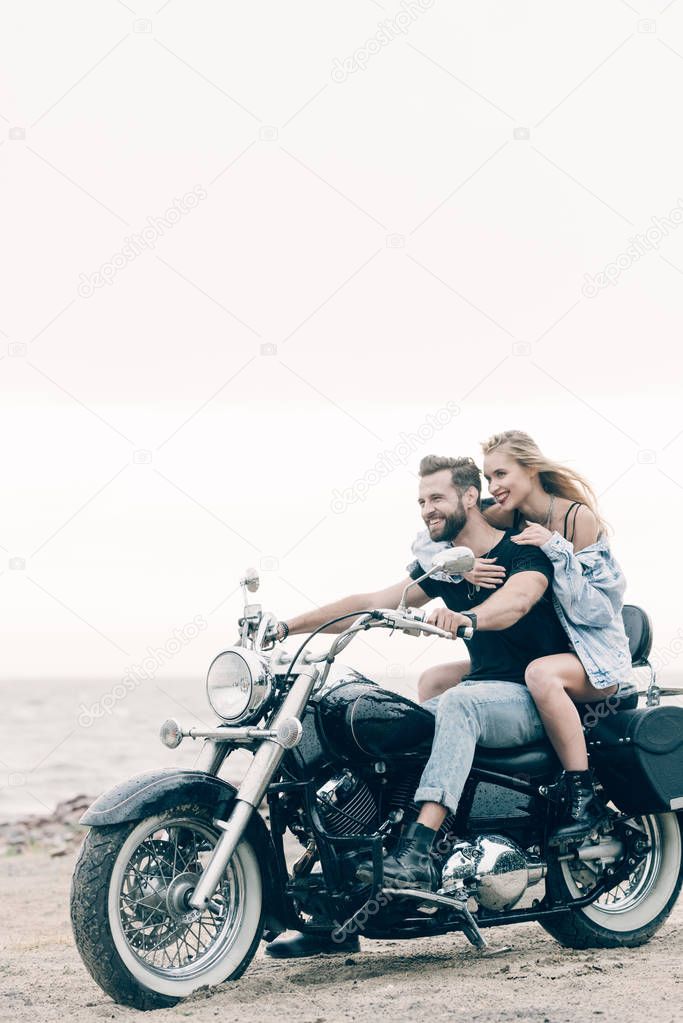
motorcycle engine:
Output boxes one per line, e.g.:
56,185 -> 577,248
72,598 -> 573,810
440,834 -> 546,911
316,770 -> 378,835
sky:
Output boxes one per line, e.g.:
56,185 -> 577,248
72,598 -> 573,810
2,1 -> 683,691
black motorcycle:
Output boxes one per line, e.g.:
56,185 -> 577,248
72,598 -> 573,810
70,548 -> 683,1010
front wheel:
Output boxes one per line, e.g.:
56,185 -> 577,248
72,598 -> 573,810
70,803 -> 264,1010
541,812 -> 682,949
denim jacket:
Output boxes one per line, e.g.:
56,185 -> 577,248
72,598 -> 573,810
407,529 -> 634,693
539,532 -> 633,692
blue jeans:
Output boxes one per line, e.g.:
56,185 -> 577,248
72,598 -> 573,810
416,680 -> 546,815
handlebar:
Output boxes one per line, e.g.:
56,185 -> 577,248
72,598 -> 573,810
266,609 -> 473,673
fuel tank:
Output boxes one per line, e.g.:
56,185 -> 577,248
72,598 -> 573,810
315,674 -> 435,762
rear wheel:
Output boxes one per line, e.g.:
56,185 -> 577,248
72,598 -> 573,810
541,812 -> 682,949
71,803 -> 264,1009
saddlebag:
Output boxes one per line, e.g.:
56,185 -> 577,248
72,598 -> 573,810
588,705 -> 683,815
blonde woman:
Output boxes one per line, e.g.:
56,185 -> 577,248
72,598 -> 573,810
416,431 -> 631,846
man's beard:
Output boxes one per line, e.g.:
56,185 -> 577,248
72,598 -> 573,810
427,500 -> 467,543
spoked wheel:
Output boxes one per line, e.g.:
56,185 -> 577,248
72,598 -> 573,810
541,812 -> 682,949
71,803 -> 263,1010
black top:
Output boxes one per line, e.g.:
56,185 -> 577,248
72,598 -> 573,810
409,530 -> 569,685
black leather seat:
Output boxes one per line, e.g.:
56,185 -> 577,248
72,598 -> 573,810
473,742 -> 560,779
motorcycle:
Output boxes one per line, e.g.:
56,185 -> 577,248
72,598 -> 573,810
70,547 -> 683,1010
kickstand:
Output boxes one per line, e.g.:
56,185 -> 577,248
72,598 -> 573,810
459,902 -> 488,951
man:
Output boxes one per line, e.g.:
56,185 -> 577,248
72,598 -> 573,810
266,455 -> 569,958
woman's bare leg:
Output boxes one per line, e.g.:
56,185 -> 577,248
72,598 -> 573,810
525,654 -> 618,771
417,660 -> 470,703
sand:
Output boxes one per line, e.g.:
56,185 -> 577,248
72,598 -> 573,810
1,841 -> 681,1023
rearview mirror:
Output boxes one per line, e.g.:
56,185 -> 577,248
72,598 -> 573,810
242,568 -> 260,593
431,546 -> 475,577
398,546 -> 475,611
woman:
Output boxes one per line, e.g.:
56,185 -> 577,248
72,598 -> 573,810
416,430 -> 632,846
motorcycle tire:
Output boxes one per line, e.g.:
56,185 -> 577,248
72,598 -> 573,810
70,802 -> 264,1010
540,811 -> 682,949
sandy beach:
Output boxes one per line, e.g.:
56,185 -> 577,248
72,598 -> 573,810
2,825 -> 682,1023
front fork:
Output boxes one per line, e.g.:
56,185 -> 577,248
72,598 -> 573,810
195,738 -> 230,775
188,665 -> 319,910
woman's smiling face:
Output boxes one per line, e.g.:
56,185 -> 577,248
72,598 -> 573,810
483,447 -> 535,510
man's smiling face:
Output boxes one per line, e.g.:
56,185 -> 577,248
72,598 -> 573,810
417,469 -> 468,543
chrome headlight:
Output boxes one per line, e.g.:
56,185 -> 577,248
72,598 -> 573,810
206,649 -> 273,724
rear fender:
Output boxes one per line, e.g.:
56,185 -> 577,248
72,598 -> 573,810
80,768 -> 286,934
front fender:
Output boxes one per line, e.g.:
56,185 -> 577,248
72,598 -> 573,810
80,769 -> 287,935
80,769 -> 237,827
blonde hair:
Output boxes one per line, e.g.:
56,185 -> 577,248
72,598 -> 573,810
481,430 -> 608,535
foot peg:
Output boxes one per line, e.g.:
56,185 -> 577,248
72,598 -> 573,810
400,888 -> 488,950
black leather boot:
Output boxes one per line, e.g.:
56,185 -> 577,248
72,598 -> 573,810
549,769 -> 609,848
356,822 -> 439,892
264,930 -> 360,958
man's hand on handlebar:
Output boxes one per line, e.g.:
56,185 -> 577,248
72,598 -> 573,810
426,608 -> 474,640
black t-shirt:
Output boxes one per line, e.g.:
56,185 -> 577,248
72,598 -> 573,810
409,530 -> 569,685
